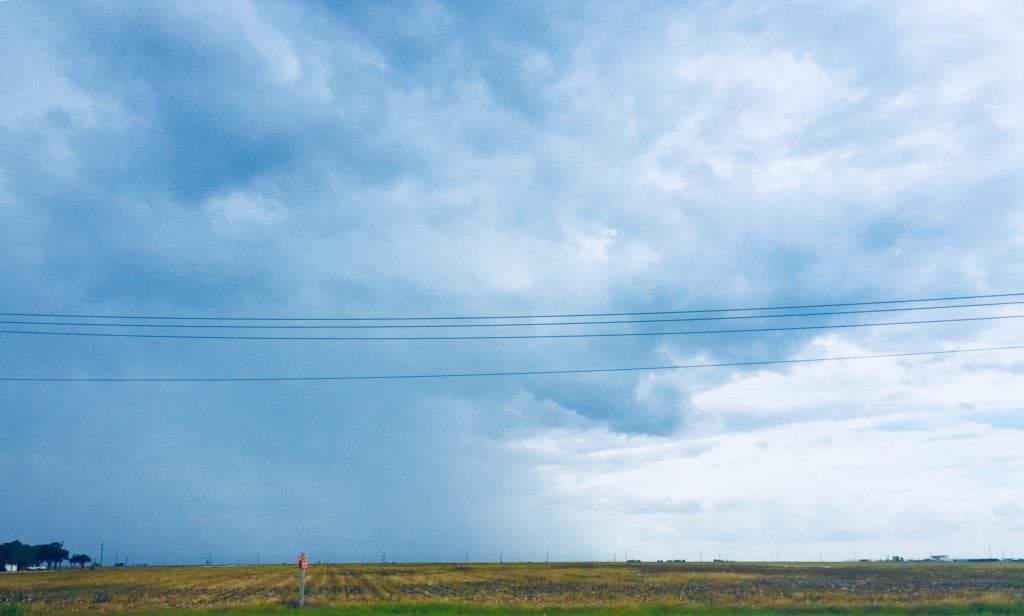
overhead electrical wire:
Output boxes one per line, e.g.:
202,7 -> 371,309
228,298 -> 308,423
1,291 -> 1022,323
0,299 -> 1021,330
4,292 -> 1021,382
2,344 -> 1021,382
0,313 -> 1021,341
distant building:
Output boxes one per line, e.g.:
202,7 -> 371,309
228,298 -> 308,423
3,564 -> 16,572
930,555 -> 950,562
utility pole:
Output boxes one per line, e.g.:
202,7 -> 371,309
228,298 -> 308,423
297,553 -> 308,607
99,543 -> 104,567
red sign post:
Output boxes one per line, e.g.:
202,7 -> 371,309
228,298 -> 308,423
298,553 -> 308,606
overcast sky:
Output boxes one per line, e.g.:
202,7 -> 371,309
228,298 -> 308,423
2,0 -> 1023,565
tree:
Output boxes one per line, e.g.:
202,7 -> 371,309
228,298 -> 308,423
34,542 -> 69,570
1,541 -> 38,570
69,553 -> 92,569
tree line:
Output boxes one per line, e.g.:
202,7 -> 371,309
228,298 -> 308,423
1,540 -> 93,571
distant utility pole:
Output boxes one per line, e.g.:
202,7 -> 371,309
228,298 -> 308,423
99,544 -> 104,567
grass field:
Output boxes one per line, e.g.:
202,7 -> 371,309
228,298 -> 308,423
1,561 -> 1022,615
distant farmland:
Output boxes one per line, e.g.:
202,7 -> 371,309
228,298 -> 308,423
2,561 -> 1023,615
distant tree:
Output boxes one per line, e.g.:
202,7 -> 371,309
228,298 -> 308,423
34,542 -> 69,570
1,541 -> 38,570
69,553 -> 92,569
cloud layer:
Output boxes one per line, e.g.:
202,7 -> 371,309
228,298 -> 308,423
1,0 -> 1022,564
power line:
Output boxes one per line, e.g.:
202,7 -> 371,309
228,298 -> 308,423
0,313 -> 1021,341
1,291 -> 1022,322
1,344 -> 1020,382
0,300 -> 1021,330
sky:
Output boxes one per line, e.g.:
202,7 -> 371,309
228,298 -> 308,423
1,0 -> 1023,565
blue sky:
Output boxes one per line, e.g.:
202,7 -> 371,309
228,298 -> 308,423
2,0 -> 1023,564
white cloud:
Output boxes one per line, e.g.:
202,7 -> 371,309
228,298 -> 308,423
581,41 -> 865,197
5,0 -> 1024,564
0,41 -> 107,131
205,191 -> 287,233
500,324 -> 1024,559
876,1 -> 1024,179
510,410 -> 1024,560
542,2 -> 1024,214
0,12 -> 132,182
673,322 -> 1024,422
569,227 -> 617,263
676,49 -> 858,141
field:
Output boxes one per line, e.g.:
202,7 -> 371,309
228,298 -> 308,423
2,561 -> 1023,615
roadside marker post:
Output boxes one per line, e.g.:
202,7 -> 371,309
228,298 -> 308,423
298,552 -> 308,607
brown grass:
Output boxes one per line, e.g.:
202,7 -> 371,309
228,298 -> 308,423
1,561 -> 1022,613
